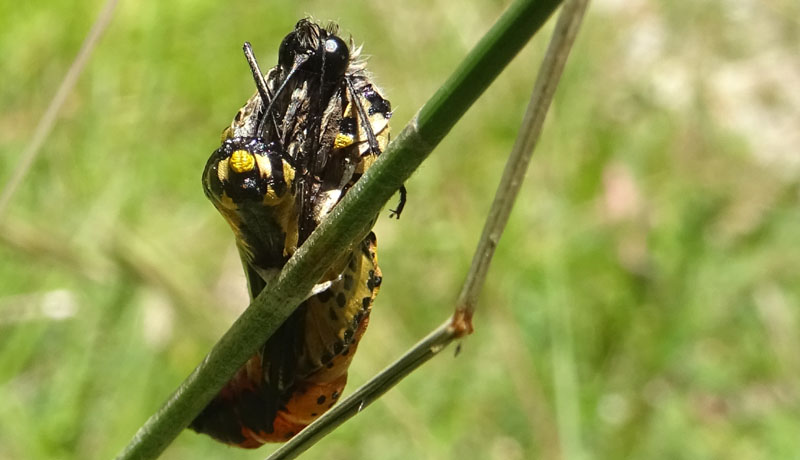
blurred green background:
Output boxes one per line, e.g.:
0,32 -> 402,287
1,0 -> 799,459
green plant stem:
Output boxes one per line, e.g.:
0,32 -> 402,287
115,0 -> 561,458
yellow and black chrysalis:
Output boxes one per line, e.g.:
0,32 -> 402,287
195,19 -> 402,447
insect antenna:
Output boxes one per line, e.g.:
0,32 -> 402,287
242,42 -> 282,142
264,53 -> 311,146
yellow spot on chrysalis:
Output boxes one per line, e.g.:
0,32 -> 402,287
262,159 -> 296,206
334,133 -> 354,150
342,101 -> 354,118
283,160 -> 295,185
229,150 -> 255,173
264,186 -> 280,204
220,126 -> 233,142
253,154 -> 272,179
217,157 -> 229,183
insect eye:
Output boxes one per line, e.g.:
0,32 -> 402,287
321,36 -> 349,81
277,31 -> 349,82
278,32 -> 301,71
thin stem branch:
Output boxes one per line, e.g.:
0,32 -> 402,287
455,0 -> 591,319
264,1 -> 590,458
267,319 -> 457,460
115,0 -> 562,458
0,0 -> 119,221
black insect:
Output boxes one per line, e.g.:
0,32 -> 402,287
195,19 -> 400,447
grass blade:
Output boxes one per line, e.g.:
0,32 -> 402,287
0,0 -> 119,220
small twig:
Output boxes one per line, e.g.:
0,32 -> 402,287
0,0 -> 119,221
454,0 -> 591,323
264,1 -> 590,458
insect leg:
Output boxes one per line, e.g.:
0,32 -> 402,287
345,77 -> 407,218
345,77 -> 381,155
389,185 -> 407,219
